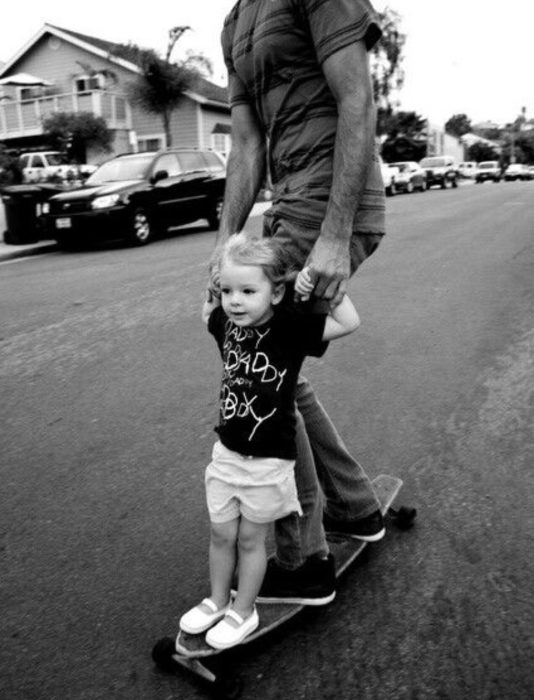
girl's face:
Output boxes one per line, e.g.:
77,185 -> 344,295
219,261 -> 283,327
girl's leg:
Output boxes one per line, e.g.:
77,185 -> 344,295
208,519 -> 239,611
232,517 -> 270,620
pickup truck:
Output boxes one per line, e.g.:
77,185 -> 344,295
19,151 -> 96,183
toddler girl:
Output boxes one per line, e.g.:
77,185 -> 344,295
179,233 -> 360,649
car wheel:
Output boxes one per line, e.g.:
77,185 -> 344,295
207,196 -> 224,230
441,177 -> 448,189
128,207 -> 153,246
406,181 -> 414,194
452,177 -> 458,188
420,180 -> 427,192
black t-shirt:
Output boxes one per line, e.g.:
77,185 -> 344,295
208,305 -> 328,459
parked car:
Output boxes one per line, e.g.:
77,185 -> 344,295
390,161 -> 427,193
378,157 -> 399,196
419,155 -> 459,189
43,149 -> 226,248
503,163 -> 532,181
458,161 -> 478,179
475,161 -> 501,183
19,151 -> 96,183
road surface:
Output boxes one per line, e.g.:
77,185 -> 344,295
1,182 -> 533,699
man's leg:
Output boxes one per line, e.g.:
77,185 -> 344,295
257,410 -> 335,605
295,376 -> 379,520
273,409 -> 328,569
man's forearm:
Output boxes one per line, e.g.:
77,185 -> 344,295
322,92 -> 375,240
217,136 -> 266,245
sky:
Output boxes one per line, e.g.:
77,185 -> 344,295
0,0 -> 532,128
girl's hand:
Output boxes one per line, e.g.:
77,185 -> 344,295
294,267 -> 315,301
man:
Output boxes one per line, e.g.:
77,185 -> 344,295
212,0 -> 386,604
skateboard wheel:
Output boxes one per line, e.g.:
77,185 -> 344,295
394,506 -> 417,530
213,673 -> 244,700
152,636 -> 178,672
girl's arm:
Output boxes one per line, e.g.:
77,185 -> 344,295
202,289 -> 221,324
323,294 -> 360,341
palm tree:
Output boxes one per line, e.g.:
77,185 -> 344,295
118,28 -> 212,148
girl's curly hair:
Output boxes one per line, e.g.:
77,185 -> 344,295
218,233 -> 295,286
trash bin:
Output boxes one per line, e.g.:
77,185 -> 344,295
1,185 -> 43,244
1,184 -> 66,244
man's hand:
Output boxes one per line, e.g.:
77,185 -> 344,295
305,233 -> 350,307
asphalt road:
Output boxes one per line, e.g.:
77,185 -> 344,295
1,182 -> 533,700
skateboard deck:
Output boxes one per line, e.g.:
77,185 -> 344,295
152,474 -> 413,696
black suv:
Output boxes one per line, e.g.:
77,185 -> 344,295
44,149 -> 226,248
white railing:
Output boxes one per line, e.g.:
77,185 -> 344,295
0,90 -> 132,138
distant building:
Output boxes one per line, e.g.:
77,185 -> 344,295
0,24 -> 231,163
460,132 -> 501,155
425,122 -> 464,161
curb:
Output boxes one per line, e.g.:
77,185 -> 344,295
0,241 -> 57,262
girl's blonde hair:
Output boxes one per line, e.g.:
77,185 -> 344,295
218,233 -> 293,286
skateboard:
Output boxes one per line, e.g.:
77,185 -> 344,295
152,474 -> 416,699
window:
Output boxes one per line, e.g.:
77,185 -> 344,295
176,151 -> 206,172
211,133 -> 231,156
31,155 -> 46,168
74,74 -> 105,93
137,135 -> 165,152
153,154 -> 181,178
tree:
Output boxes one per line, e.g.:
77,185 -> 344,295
371,8 -> 406,135
467,141 -> 499,162
115,27 -> 212,148
42,112 -> 113,162
444,113 -> 472,137
379,110 -> 427,162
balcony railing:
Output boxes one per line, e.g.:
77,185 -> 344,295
0,90 -> 132,139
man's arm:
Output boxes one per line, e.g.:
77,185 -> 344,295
216,103 -> 266,247
306,40 -> 376,305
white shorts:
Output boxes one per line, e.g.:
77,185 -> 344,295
205,441 -> 303,524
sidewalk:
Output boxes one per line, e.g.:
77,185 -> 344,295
0,202 -> 273,263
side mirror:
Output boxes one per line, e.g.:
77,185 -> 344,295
152,169 -> 169,183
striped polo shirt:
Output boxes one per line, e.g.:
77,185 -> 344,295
221,0 -> 386,236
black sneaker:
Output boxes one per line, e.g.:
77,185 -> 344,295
255,554 -> 336,605
323,509 -> 385,542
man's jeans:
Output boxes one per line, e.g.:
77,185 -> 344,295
274,376 -> 380,569
263,213 -> 384,570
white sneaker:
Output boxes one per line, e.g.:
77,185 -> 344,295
179,598 -> 231,634
205,608 -> 259,650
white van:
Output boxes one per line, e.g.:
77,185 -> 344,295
458,162 -> 477,179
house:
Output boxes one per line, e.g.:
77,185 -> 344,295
425,122 -> 464,161
0,24 -> 231,163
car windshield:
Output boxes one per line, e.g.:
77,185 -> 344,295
86,155 -> 154,184
479,162 -> 497,169
420,157 -> 445,167
393,163 -> 408,172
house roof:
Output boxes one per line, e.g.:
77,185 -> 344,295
0,23 -> 229,108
